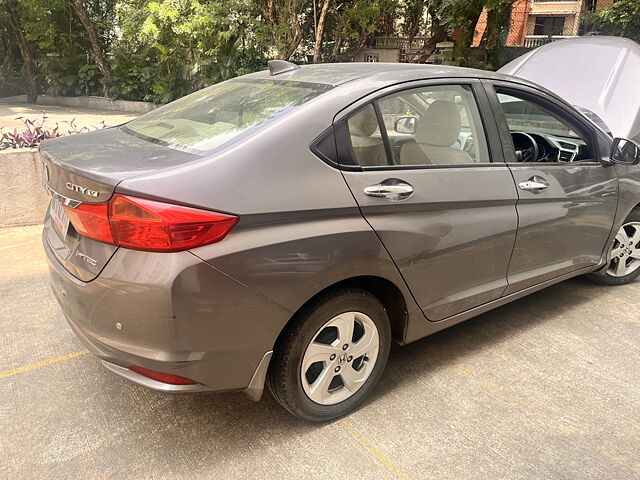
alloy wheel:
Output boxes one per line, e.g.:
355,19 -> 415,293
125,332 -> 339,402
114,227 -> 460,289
300,311 -> 380,405
607,222 -> 640,277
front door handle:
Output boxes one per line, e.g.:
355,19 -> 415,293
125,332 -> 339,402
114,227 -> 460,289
364,179 -> 414,201
518,176 -> 549,193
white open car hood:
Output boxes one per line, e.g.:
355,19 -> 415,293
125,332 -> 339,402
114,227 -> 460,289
499,36 -> 640,142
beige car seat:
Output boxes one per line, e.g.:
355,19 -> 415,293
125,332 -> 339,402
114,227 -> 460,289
400,100 -> 473,165
349,109 -> 388,166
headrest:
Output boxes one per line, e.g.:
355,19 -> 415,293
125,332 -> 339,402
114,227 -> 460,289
416,100 -> 462,147
349,109 -> 379,137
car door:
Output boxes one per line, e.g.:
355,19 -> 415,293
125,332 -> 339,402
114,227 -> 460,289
483,81 -> 618,294
335,81 -> 519,321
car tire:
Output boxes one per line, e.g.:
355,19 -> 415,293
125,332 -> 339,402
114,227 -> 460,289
588,209 -> 640,285
267,287 -> 391,422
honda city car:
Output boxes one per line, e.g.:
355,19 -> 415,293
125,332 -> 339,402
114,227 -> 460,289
41,46 -> 640,421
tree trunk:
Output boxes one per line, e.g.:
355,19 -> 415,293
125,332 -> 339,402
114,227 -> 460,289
260,0 -> 303,60
339,30 -> 372,62
330,37 -> 344,60
1,31 -> 13,75
4,8 -> 38,103
481,2 -> 513,50
459,10 -> 483,50
279,4 -> 303,60
70,0 -> 111,94
411,5 -> 448,63
312,0 -> 331,63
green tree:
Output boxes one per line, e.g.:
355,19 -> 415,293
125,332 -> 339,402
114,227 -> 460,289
0,1 -> 39,102
70,0 -> 113,93
257,0 -> 307,60
111,0 -> 260,102
325,0 -> 398,61
582,0 -> 640,43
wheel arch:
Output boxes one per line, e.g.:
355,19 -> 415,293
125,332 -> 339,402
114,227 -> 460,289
271,275 -> 410,354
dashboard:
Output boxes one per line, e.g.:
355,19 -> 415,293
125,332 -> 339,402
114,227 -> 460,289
511,131 -> 590,163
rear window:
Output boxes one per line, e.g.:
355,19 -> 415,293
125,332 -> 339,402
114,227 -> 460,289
122,78 -> 333,153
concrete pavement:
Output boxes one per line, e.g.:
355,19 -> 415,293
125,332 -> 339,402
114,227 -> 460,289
1,224 -> 639,479
0,104 -> 138,132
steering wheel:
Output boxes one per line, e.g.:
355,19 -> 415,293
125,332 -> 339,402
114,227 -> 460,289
512,132 -> 539,162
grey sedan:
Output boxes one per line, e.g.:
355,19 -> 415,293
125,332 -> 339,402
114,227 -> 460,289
41,61 -> 640,421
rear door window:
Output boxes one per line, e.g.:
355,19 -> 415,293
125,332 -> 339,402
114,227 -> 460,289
346,104 -> 388,166
342,84 -> 490,167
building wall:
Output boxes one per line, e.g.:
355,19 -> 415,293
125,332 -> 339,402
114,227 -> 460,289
594,0 -> 615,9
530,1 -> 581,16
508,0 -> 532,45
355,48 -> 400,63
473,0 -> 531,47
528,0 -> 583,36
474,0 -> 586,47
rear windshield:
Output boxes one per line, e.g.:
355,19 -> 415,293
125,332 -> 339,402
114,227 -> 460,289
122,78 -> 333,153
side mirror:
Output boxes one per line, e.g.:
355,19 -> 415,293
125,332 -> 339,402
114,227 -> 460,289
394,116 -> 417,135
610,137 -> 640,165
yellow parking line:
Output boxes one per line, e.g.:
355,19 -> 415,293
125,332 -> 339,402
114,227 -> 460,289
0,349 -> 89,379
338,420 -> 410,480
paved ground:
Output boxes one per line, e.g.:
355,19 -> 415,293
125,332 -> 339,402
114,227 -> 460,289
0,104 -> 138,132
1,224 -> 639,480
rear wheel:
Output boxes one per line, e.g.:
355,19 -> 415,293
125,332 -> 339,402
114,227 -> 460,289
589,209 -> 640,285
268,287 -> 391,422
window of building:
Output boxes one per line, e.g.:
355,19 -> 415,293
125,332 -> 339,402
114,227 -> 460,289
533,16 -> 565,36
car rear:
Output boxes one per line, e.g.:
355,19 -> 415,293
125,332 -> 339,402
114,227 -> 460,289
41,74 -> 340,394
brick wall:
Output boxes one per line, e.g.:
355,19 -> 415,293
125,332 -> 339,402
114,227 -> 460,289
473,0 -> 531,47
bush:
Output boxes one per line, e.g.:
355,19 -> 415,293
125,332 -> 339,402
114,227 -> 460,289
581,0 -> 640,43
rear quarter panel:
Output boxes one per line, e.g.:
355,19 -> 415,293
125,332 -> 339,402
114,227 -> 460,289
114,92 -> 424,342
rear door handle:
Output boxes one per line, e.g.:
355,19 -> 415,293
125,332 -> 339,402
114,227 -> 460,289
364,180 -> 414,201
518,176 -> 549,193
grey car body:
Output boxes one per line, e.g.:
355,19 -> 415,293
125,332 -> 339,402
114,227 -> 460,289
41,61 -> 640,409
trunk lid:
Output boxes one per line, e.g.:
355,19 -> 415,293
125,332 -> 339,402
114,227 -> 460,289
41,127 -> 199,281
499,36 -> 640,143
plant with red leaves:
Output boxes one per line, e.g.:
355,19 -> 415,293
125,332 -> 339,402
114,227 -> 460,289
0,112 -> 108,150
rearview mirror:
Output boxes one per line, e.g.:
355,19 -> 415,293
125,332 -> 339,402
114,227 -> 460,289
394,116 -> 417,135
610,137 -> 640,165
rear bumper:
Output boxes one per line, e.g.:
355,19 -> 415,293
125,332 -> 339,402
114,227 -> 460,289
44,233 -> 291,395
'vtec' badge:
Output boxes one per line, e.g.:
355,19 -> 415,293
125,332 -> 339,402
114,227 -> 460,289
75,251 -> 98,267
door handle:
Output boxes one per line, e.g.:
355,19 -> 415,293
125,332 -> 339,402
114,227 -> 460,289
518,176 -> 549,193
364,180 -> 414,201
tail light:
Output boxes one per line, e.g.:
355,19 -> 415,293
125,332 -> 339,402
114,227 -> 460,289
63,194 -> 238,252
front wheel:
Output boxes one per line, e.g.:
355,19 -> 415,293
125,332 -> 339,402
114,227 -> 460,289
589,210 -> 640,285
268,287 -> 391,422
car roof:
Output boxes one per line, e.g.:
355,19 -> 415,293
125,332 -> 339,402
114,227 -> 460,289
243,62 -> 537,87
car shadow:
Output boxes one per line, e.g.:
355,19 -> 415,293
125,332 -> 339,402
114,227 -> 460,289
372,276 -> 600,400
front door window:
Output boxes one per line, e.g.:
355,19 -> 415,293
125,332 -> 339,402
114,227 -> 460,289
497,92 -> 595,163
